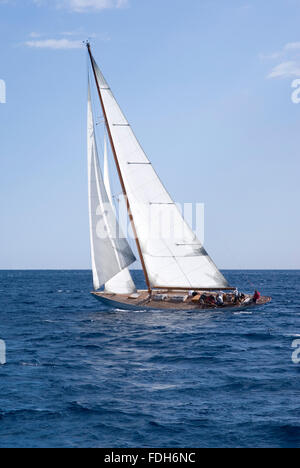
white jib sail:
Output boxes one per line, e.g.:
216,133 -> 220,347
103,135 -> 137,294
88,83 -> 136,291
92,57 -> 229,289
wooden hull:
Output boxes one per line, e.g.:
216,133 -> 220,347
91,290 -> 272,312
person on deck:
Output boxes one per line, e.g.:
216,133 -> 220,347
253,290 -> 261,303
207,295 -> 217,307
216,293 -> 224,306
234,289 -> 239,304
199,294 -> 207,305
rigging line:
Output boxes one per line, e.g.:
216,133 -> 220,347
89,55 -> 190,286
87,42 -> 152,294
96,117 -> 105,126
87,51 -> 200,288
89,73 -> 106,165
104,127 -> 121,212
89,74 -> 121,249
243,273 -> 261,291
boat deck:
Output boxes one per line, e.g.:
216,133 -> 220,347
91,290 -> 272,311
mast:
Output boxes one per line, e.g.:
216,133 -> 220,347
87,42 -> 152,295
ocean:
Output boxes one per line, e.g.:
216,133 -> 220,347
0,269 -> 299,448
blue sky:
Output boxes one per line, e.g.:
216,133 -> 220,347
0,0 -> 299,269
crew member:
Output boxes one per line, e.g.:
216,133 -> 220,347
253,290 -> 261,303
216,293 -> 224,306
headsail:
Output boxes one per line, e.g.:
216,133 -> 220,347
103,137 -> 113,206
89,52 -> 229,290
87,82 -> 136,291
103,135 -> 137,294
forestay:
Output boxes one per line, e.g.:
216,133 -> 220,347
92,57 -> 229,289
87,83 -> 136,291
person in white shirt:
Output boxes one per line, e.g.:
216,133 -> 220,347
216,293 -> 224,306
234,289 -> 239,304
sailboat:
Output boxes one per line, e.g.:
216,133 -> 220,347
86,43 -> 271,311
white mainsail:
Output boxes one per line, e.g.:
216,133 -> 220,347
91,56 -> 229,290
103,135 -> 137,294
88,83 -> 136,291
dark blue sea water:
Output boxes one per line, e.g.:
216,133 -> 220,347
0,270 -> 299,448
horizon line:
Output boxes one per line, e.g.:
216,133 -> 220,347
0,268 -> 299,272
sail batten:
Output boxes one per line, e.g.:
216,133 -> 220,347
89,53 -> 229,290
